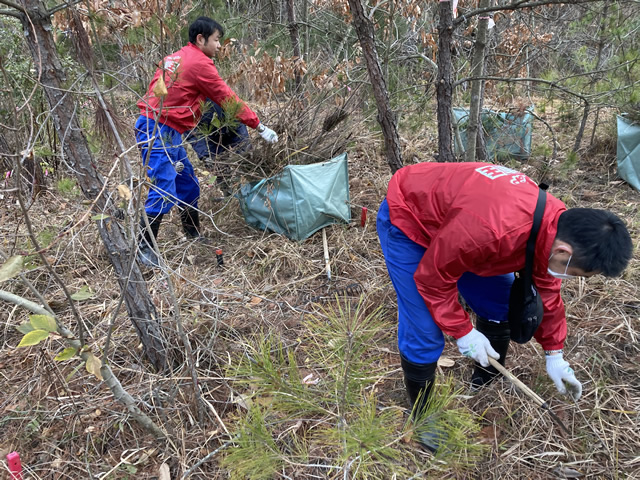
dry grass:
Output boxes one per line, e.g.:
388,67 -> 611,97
1,103 -> 639,479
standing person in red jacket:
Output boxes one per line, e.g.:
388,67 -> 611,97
377,162 -> 633,452
135,17 -> 278,267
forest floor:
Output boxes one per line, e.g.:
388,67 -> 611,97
1,101 -> 639,479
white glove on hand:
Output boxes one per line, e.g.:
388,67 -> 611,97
546,353 -> 582,400
456,328 -> 500,367
257,123 -> 278,143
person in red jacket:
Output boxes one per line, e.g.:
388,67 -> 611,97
184,98 -> 252,196
377,162 -> 632,452
135,17 -> 278,267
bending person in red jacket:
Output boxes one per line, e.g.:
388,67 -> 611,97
135,17 -> 278,267
377,162 -> 632,452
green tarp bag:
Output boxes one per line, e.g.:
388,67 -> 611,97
237,152 -> 351,241
616,115 -> 640,192
453,107 -> 534,160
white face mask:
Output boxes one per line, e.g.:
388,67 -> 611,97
548,254 -> 575,280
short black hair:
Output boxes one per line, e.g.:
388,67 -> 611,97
556,208 -> 633,277
188,17 -> 224,44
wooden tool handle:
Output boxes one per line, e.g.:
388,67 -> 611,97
487,357 -> 546,407
487,358 -> 573,435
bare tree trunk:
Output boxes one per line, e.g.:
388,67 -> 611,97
573,101 -> 589,153
22,152 -> 45,200
436,0 -> 455,162
594,2 -> 609,71
578,2 -> 608,151
346,0 -> 403,173
301,0 -> 309,60
466,0 -> 491,162
262,0 -> 277,37
16,0 -> 167,371
476,117 -> 488,161
0,133 -> 12,172
589,107 -> 601,146
286,0 -> 302,91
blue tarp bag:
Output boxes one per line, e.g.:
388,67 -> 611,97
453,107 -> 534,160
616,115 -> 640,191
237,153 -> 351,241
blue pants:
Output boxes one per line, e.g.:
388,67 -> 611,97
377,199 -> 514,364
184,100 -> 250,161
135,116 -> 200,216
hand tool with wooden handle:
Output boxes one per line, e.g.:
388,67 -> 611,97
487,357 -> 571,435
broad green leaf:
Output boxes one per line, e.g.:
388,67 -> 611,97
85,353 -> 103,380
71,286 -> 94,301
0,255 -> 24,282
91,214 -> 110,221
17,329 -> 50,347
16,323 -> 35,334
29,314 -> 57,333
55,347 -> 78,361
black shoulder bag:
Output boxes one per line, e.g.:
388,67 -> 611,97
508,188 -> 547,344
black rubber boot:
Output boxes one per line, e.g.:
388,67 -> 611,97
180,206 -> 212,244
471,317 -> 510,389
138,213 -> 163,268
180,206 -> 201,238
401,355 -> 443,453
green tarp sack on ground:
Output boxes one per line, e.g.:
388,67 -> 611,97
616,115 -> 640,191
237,153 -> 351,241
453,107 -> 534,160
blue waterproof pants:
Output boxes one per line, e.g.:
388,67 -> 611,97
135,116 -> 200,216
184,100 -> 250,160
377,199 -> 514,364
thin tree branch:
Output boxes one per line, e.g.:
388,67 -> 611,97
0,8 -> 23,17
181,439 -> 235,478
0,250 -> 55,317
455,75 -> 588,103
0,0 -> 25,14
48,0 -> 83,16
395,53 -> 438,72
555,59 -> 639,84
529,109 -> 558,161
454,0 -> 604,26
0,288 -> 167,439
14,152 -> 89,345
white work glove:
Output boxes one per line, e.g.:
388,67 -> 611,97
456,328 -> 500,367
546,353 -> 582,400
257,123 -> 278,143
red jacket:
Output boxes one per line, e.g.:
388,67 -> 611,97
386,162 -> 567,350
137,43 -> 260,133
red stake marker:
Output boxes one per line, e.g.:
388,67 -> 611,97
360,207 -> 368,228
6,452 -> 23,480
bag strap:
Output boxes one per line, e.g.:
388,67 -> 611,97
523,188 -> 547,294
